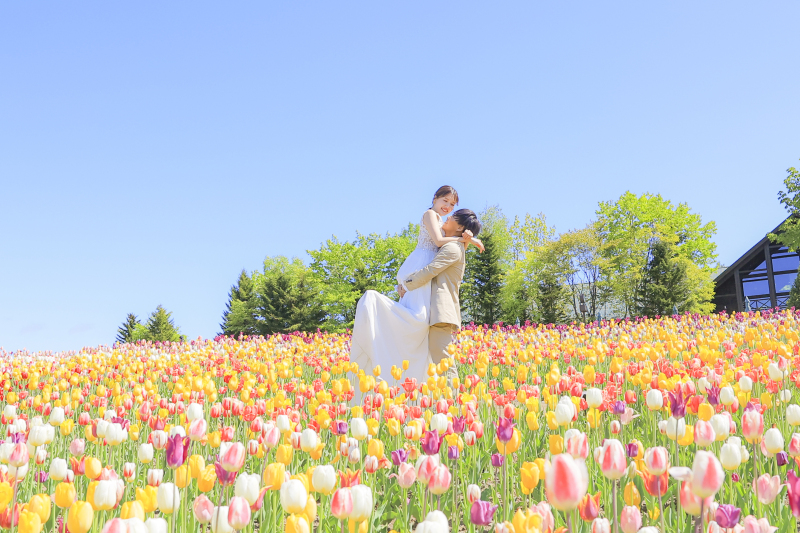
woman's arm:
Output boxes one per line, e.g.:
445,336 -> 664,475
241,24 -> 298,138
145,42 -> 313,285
422,210 -> 483,251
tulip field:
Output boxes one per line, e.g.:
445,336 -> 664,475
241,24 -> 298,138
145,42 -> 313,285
4,310 -> 800,533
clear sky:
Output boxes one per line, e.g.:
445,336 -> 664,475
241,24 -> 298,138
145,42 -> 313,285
2,2 -> 799,353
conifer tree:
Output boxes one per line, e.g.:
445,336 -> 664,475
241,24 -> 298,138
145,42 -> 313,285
786,272 -> 800,309
116,313 -> 140,344
536,271 -> 570,324
634,240 -> 691,317
145,305 -> 182,342
253,270 -> 325,334
462,231 -> 504,325
220,270 -> 259,337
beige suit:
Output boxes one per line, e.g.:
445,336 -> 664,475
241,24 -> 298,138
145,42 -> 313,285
404,242 -> 465,379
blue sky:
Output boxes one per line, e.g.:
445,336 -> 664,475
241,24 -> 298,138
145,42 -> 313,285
1,2 -> 799,353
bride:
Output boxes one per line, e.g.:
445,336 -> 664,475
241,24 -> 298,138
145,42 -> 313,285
349,186 -> 482,397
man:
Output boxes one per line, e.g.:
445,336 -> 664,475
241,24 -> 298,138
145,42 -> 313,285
398,209 -> 482,380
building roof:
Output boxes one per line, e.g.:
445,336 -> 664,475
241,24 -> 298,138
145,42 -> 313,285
713,219 -> 787,283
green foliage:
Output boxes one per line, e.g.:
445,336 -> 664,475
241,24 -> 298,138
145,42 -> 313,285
596,191 -> 717,316
116,313 -> 140,344
219,270 -> 259,337
536,271 -> 570,324
308,224 -> 418,331
787,273 -> 800,309
251,257 -> 326,334
145,305 -> 183,342
462,231 -> 504,325
633,240 -> 691,317
769,160 -> 800,251
130,323 -> 152,343
550,225 -> 610,321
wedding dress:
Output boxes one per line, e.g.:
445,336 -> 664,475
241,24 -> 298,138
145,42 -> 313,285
349,213 -> 443,396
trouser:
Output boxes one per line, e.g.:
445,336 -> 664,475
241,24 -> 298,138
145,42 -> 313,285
429,323 -> 459,382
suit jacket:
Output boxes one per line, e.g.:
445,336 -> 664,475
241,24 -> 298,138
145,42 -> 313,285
404,241 -> 465,328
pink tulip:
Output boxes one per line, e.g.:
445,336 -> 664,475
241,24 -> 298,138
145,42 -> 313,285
396,463 -> 416,489
694,421 -> 716,448
100,518 -> 128,533
331,488 -> 353,520
679,481 -> 713,516
415,455 -> 440,485
788,433 -> 800,457
263,426 -> 281,449
188,419 -> 207,442
545,453 -> 588,511
151,430 -> 168,450
755,474 -> 782,504
193,495 -> 214,524
742,408 -> 764,443
428,465 -> 452,495
742,515 -> 777,533
531,502 -> 555,533
228,496 -> 251,530
567,432 -> 589,460
610,420 -> 621,434
364,456 -> 379,475
597,439 -> 626,480
591,518 -> 610,533
69,439 -> 86,457
8,443 -> 28,467
644,447 -> 669,475
691,450 -> 724,498
220,443 -> 246,473
619,506 -> 641,533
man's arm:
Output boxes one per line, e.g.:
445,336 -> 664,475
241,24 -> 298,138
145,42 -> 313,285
403,242 -> 462,291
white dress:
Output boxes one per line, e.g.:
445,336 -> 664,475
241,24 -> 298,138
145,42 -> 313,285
349,213 -> 443,394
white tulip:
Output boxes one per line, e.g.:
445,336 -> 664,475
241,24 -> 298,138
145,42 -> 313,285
210,507 -> 232,533
28,426 -> 48,447
234,473 -> 261,506
157,483 -> 181,514
666,417 -> 686,441
430,414 -> 448,433
145,517 -> 169,533
49,407 -> 65,427
124,517 -> 148,533
312,464 -> 337,495
788,405 -> 800,426
350,418 -> 368,440
169,426 -> 186,438
349,484 -> 373,522
764,428 -> 784,454
719,442 -> 742,471
186,403 -> 204,422
106,424 -> 128,446
710,414 -> 730,441
768,363 -> 786,382
697,378 -> 710,394
719,387 -> 735,406
49,457 -> 68,481
586,388 -> 603,409
780,390 -> 793,403
104,410 -> 117,421
3,405 -> 16,419
138,443 -> 154,463
280,479 -> 308,514
646,389 -> 663,410
276,415 -> 291,433
739,376 -> 753,392
555,397 -> 575,426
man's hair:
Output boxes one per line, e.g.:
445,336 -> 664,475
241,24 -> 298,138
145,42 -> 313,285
451,209 -> 481,237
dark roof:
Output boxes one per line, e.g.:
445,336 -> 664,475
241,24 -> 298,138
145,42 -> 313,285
713,218 -> 787,284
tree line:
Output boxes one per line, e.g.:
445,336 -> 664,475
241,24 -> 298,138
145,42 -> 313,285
217,191 -> 719,337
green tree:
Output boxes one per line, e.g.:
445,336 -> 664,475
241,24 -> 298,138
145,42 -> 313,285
145,305 -> 183,342
786,273 -> 800,309
596,192 -> 717,316
536,270 -> 570,324
115,313 -> 140,344
219,269 -> 259,337
252,257 -> 326,334
308,225 -> 417,331
633,240 -> 691,317
462,231 -> 504,325
769,160 -> 800,250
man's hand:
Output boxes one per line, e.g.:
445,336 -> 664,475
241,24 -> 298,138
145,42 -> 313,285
397,284 -> 407,298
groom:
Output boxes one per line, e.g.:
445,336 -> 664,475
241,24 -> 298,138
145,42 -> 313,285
398,209 -> 482,380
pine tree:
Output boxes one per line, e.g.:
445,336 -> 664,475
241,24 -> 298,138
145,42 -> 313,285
634,240 -> 691,317
536,271 -> 570,324
116,313 -> 140,344
146,305 -> 182,342
220,270 -> 259,337
253,270 -> 325,334
786,273 -> 800,309
462,231 -> 504,325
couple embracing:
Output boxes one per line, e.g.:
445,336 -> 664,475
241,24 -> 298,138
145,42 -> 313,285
349,186 -> 483,396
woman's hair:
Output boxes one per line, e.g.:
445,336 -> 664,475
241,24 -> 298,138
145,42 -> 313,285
451,209 -> 481,237
432,185 -> 459,206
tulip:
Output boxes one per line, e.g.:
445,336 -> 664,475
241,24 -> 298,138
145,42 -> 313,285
55,482 -> 77,509
691,450 -> 724,498
414,510 -> 448,533
466,484 -> 481,504
156,483 -> 180,514
545,453 -> 588,511
9,443 -> 28,467
715,504 -> 741,528
262,463 -> 285,491
555,397 -> 576,426
188,418 -> 207,442
756,474 -> 781,504
666,417 -> 686,441
743,406 -> 764,443
586,388 -> 603,409
349,484 -> 373,523
428,465 -> 452,495
138,444 -> 154,464
210,507 -> 233,533
234,473 -> 261,505
120,501 -> 145,521
520,462 -> 539,495
597,439 -> 626,480
67,501 -> 94,533
219,443 -> 246,473
228,496 -> 251,530
350,418 -> 368,441
644,447 -> 668,475
720,442 -> 742,471
18,510 -> 42,533
579,492 -> 601,522
151,431 -> 168,450
566,431 -> 589,460
91,480 -> 118,511
764,428 -> 784,454
694,420 -> 716,448
619,506 -> 641,533
591,518 -> 611,533
194,495 -> 215,524
742,516 -> 776,533
166,435 -> 190,469
50,457 -> 68,481
646,389 -> 663,410
331,488 -> 353,520
788,405 -> 800,427
470,500 -> 498,526
416,455 -> 441,484
280,479 -> 308,514
395,462 -> 417,489
147,469 -> 163,487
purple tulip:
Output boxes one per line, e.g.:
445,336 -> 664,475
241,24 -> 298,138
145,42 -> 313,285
625,443 -> 639,458
452,416 -> 466,434
165,435 -> 190,469
787,471 -> 800,518
496,417 -> 515,443
448,445 -> 460,461
391,449 -> 408,465
214,461 -> 237,486
667,389 -> 688,418
10,433 -> 25,444
706,385 -> 720,406
420,430 -> 441,456
491,454 -> 504,468
715,504 -> 741,528
777,451 -> 790,467
36,471 -> 48,483
334,420 -> 348,435
613,401 -> 626,415
470,500 -> 498,526
732,472 -> 740,482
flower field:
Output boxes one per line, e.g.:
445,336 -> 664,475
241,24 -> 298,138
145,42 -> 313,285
3,310 -> 800,533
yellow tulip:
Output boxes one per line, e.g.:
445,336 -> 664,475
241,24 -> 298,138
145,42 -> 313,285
546,411 -> 558,430
698,403 -> 714,422
197,465 -> 217,493
387,419 -> 401,437
189,455 -> 206,479
135,486 -> 158,513
367,439 -> 385,460
55,482 -> 77,509
175,465 -> 190,488
18,510 -> 42,533
548,434 -> 564,455
120,500 -> 145,521
366,418 -> 380,437
67,501 -> 94,533
27,493 -> 51,522
84,457 -> 102,480
277,444 -> 294,465
60,419 -> 74,436
526,412 -> 539,431
520,462 -> 539,495
264,463 -> 286,490
208,431 -> 221,448
286,514 -> 310,533
497,429 -> 521,455
310,442 -> 325,461
624,481 -> 641,506
0,482 -> 12,510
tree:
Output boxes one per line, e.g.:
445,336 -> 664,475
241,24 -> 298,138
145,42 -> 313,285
633,240 -> 691,317
145,305 -> 182,342
536,271 -> 570,324
308,224 -> 418,331
251,257 -> 326,335
596,192 -> 717,316
219,270 -> 259,337
116,314 -> 140,344
786,273 -> 800,309
769,160 -> 800,250
462,231 -> 504,325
